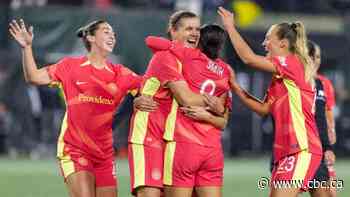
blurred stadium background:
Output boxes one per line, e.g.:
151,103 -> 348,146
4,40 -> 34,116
0,0 -> 349,196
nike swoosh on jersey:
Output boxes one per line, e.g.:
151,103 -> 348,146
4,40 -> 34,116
76,81 -> 88,85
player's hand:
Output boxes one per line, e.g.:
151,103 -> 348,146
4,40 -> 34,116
324,150 -> 336,166
203,94 -> 225,116
228,66 -> 240,93
218,6 -> 235,29
133,95 -> 158,112
9,19 -> 34,48
328,128 -> 336,145
181,106 -> 211,121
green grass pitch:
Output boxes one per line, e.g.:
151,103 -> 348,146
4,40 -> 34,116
0,157 -> 348,196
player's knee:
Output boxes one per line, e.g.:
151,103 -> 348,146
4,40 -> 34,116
136,186 -> 161,197
69,188 -> 95,197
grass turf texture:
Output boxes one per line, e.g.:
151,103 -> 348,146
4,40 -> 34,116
0,157 -> 348,196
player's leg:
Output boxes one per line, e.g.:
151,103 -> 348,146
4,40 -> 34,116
309,158 -> 331,197
59,153 -> 95,197
195,187 -> 221,197
194,146 -> 223,197
164,186 -> 193,197
128,143 -> 164,197
270,187 -> 300,197
66,171 -> 96,197
59,151 -> 96,197
328,165 -> 337,197
96,187 -> 117,197
163,142 -> 197,197
94,159 -> 118,197
270,151 -> 322,197
135,186 -> 162,197
310,188 -> 331,197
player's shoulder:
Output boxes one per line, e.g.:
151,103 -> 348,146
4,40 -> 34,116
154,50 -> 173,57
110,63 -> 138,76
63,56 -> 86,63
286,54 -> 302,66
215,58 -> 230,68
153,50 -> 177,63
56,56 -> 88,68
215,58 -> 232,76
271,54 -> 298,66
317,74 -> 333,86
317,74 -> 328,81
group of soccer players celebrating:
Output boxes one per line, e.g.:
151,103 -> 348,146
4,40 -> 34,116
9,5 -> 337,197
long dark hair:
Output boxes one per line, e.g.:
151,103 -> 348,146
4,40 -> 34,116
198,24 -> 226,60
76,20 -> 107,51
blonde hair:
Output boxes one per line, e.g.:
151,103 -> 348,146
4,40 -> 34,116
276,21 -> 315,87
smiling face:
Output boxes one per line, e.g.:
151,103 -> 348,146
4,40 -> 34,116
170,17 -> 200,48
87,22 -> 116,54
262,25 -> 284,57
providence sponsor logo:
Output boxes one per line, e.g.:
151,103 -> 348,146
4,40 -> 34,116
78,93 -> 114,105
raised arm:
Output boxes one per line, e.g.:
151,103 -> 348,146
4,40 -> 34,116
217,7 -> 276,73
9,19 -> 51,85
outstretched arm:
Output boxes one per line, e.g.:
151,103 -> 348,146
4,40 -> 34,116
9,19 -> 51,85
233,85 -> 270,117
229,67 -> 270,116
218,7 -> 276,73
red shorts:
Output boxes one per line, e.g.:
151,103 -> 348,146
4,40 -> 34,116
57,148 -> 116,187
164,142 -> 223,187
271,150 -> 322,191
128,143 -> 164,194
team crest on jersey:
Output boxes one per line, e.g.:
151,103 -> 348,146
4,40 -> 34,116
151,168 -> 161,180
318,90 -> 325,97
316,90 -> 326,101
78,157 -> 88,166
277,56 -> 287,67
207,61 -> 224,76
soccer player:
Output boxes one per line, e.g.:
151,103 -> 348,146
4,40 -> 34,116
9,19 -> 156,197
308,40 -> 337,197
144,26 -> 232,197
129,11 -> 230,197
218,7 -> 322,197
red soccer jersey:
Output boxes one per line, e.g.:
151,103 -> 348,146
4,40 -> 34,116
317,74 -> 336,110
47,56 -> 141,161
146,36 -> 232,147
128,50 -> 184,146
267,54 -> 323,161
